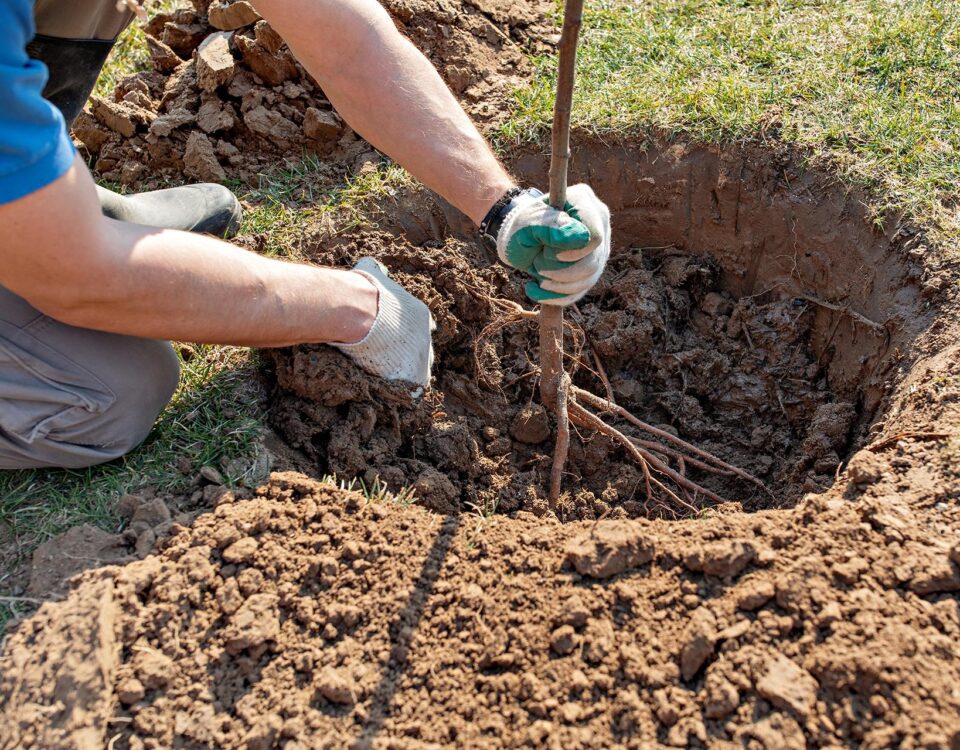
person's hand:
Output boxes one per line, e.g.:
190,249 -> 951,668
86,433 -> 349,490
333,257 -> 435,390
495,184 -> 610,305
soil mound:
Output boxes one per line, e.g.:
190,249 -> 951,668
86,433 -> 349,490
3,469 -> 959,749
74,0 -> 550,187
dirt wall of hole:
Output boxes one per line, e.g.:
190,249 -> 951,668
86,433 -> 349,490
506,138 -> 931,417
264,135 -> 940,517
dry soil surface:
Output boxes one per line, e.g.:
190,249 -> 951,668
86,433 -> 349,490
5,1 -> 960,747
3,464 -> 960,749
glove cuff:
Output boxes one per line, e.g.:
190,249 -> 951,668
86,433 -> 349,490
480,187 -> 544,256
331,269 -> 407,380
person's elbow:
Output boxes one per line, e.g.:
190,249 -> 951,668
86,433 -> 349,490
28,278 -> 117,329
4,232 -> 121,329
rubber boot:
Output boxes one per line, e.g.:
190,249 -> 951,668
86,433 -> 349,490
25,34 -> 115,127
27,29 -> 243,238
96,183 -> 243,236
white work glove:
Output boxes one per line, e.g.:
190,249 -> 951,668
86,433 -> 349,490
332,257 -> 435,390
496,183 -> 611,306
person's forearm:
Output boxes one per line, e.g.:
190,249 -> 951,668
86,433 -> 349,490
252,0 -> 515,225
64,222 -> 376,346
0,159 -> 377,346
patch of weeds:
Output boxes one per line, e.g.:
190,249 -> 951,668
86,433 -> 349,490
462,498 -> 501,547
318,474 -> 418,506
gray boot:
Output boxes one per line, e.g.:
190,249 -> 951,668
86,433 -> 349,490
28,12 -> 243,239
96,184 -> 243,237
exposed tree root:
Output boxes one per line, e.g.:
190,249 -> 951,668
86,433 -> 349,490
470,298 -> 768,514
568,401 -> 722,508
572,388 -> 769,495
866,430 -> 952,452
571,305 -> 616,404
548,372 -> 572,505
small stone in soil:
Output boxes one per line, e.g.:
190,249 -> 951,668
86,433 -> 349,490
510,403 -> 551,445
845,450 -> 887,486
679,606 -> 717,681
550,625 -> 577,656
131,498 -> 171,528
222,536 -> 259,564
200,465 -> 225,485
316,666 -> 357,705
118,494 -> 144,521
117,677 -> 146,706
736,578 -> 775,610
684,540 -> 755,577
755,654 -> 818,719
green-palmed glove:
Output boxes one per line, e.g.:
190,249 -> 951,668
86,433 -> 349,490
492,184 -> 611,305
333,257 -> 436,393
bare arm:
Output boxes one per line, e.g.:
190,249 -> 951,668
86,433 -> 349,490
2,0 -> 514,347
0,156 -> 377,346
251,0 -> 515,225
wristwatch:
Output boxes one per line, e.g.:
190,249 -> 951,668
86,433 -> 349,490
479,187 -> 544,250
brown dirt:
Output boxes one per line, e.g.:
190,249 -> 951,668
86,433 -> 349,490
7,136 -> 956,750
22,482 -> 239,600
3,464 -> 959,749
7,4 -> 960,748
74,0 -> 551,187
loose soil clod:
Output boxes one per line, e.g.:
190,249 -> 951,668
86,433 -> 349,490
76,0 -> 551,187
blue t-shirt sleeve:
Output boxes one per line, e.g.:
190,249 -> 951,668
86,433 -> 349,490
0,0 -> 76,205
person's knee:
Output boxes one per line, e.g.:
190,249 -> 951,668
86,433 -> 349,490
0,340 -> 181,470
89,340 -> 181,460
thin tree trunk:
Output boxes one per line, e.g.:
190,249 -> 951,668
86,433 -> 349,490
542,0 -> 585,506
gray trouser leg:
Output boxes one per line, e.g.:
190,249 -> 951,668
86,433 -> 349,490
0,286 -> 180,470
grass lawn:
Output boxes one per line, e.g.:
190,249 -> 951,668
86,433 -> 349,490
504,0 -> 960,243
2,0 -> 959,622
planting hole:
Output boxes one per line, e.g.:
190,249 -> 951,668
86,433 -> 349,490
266,138 -> 923,520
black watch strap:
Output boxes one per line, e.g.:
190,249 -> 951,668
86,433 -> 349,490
480,187 -> 544,248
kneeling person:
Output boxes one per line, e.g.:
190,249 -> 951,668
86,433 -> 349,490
0,0 -> 610,470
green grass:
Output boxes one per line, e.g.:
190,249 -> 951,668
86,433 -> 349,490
500,0 -> 960,243
232,154 -> 411,259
